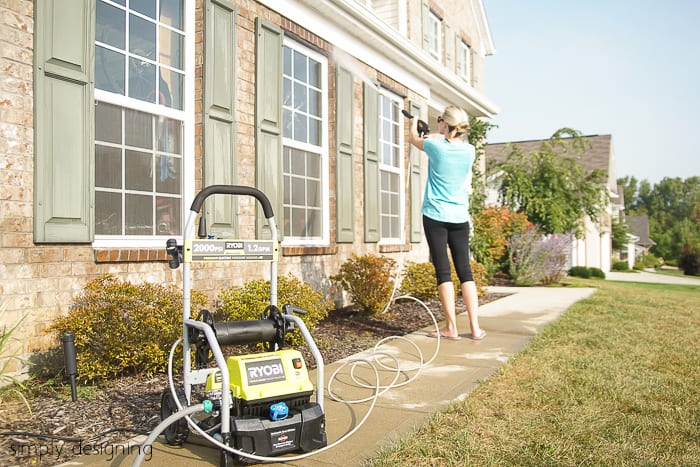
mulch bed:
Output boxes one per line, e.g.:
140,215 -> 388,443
0,289 -> 511,466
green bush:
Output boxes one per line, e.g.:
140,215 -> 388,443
508,229 -> 572,286
612,260 -> 630,271
48,274 -> 206,383
331,254 -> 396,315
679,243 -> 700,276
217,274 -> 331,347
399,260 -> 489,300
471,207 -> 531,274
569,266 -> 592,278
589,267 -> 606,279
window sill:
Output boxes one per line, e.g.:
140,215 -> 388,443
282,245 -> 338,256
94,248 -> 169,263
378,244 -> 412,254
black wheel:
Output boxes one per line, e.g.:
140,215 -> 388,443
160,388 -> 190,445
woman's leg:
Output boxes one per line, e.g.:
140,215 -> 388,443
423,216 -> 460,338
448,222 -> 485,339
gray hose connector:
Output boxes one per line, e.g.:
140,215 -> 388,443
132,401 -> 212,467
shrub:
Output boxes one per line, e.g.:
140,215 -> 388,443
331,254 -> 396,315
637,252 -> 663,269
679,243 -> 700,276
569,266 -> 592,278
399,260 -> 488,300
508,229 -> 573,286
471,207 -> 531,274
217,274 -> 332,346
48,274 -> 207,383
589,267 -> 606,279
612,260 -> 630,271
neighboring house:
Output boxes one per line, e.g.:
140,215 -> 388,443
626,214 -> 656,262
484,134 -> 623,272
0,0 -> 498,379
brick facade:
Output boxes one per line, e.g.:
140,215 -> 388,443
0,0 -> 493,381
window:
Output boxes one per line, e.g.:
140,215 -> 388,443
427,10 -> 441,60
282,40 -> 329,244
94,0 -> 189,241
378,91 -> 405,242
458,40 -> 471,83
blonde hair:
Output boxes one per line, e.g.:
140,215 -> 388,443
441,105 -> 470,137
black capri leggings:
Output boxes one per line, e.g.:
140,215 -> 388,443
423,215 -> 474,285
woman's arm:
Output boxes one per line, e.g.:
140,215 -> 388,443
407,117 -> 425,151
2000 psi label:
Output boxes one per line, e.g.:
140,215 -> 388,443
184,240 -> 278,262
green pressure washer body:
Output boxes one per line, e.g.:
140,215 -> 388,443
162,185 -> 327,466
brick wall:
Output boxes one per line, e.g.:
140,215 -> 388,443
0,0 -> 431,383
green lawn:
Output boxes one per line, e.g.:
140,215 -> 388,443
366,278 -> 700,466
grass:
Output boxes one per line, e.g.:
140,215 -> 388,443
366,278 -> 700,466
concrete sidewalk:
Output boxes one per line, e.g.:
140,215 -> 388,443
67,286 -> 597,467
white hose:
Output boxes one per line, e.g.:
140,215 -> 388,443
131,402 -> 210,467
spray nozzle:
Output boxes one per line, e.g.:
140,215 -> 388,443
402,110 -> 430,137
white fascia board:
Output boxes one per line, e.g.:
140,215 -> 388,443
258,0 -> 500,118
472,0 -> 496,56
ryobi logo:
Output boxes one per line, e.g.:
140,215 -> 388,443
246,358 -> 285,385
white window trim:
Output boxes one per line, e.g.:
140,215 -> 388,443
93,0 -> 195,249
281,38 -> 330,247
378,89 -> 405,244
458,40 -> 471,84
428,10 -> 441,61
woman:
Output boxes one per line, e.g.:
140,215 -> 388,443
407,105 -> 486,340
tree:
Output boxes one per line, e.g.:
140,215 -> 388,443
611,217 -> 631,252
467,116 -> 496,218
490,128 -> 609,237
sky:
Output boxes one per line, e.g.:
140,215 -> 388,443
482,0 -> 700,186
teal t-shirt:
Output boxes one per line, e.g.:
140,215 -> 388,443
422,138 -> 475,223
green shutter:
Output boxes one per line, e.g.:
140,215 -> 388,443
255,18 -> 283,240
204,0 -> 237,237
409,101 -> 423,243
444,24 -> 453,69
34,0 -> 94,243
363,82 -> 379,243
421,1 -> 430,51
336,67 -> 355,243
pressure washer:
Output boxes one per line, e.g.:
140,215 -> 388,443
154,185 -> 327,466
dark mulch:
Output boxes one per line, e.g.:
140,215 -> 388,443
0,291 -> 510,466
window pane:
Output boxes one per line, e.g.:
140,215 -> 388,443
291,207 -> 305,236
159,0 -> 183,30
159,67 -> 183,109
156,155 -> 180,194
125,193 -> 153,235
95,102 -> 122,144
95,46 -> 125,94
283,77 -> 292,106
283,46 -> 292,76
283,206 -> 291,236
95,145 -> 122,189
290,149 -> 305,176
125,109 -> 153,149
307,180 -> 320,207
307,209 -> 321,237
125,150 -> 153,191
156,196 -> 180,235
293,50 -> 306,81
293,82 -> 307,112
293,112 -> 306,143
309,58 -> 320,88
96,1 -> 125,48
159,27 -> 183,70
283,109 -> 292,138
95,191 -> 122,235
131,0 -> 156,19
283,174 -> 290,204
291,178 -> 305,205
129,57 -> 156,102
129,14 -> 156,59
157,117 -> 182,154
309,117 -> 320,146
307,152 -> 320,178
309,89 -> 320,117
